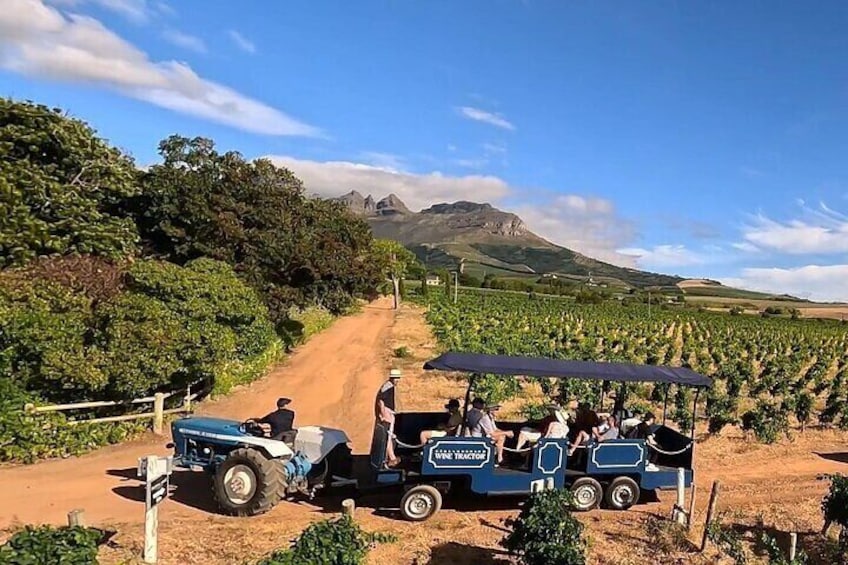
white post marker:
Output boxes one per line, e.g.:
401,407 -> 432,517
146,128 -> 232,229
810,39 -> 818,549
673,467 -> 687,525
137,455 -> 173,564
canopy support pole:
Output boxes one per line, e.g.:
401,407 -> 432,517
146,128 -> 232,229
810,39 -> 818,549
662,385 -> 670,425
459,373 -> 477,436
691,389 -> 700,440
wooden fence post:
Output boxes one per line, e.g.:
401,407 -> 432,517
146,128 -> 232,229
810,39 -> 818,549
341,499 -> 355,517
67,509 -> 85,527
789,532 -> 797,561
700,481 -> 721,552
184,383 -> 191,413
153,393 -> 165,435
687,483 -> 698,531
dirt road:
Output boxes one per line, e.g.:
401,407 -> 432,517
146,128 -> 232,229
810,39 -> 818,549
0,298 -> 395,529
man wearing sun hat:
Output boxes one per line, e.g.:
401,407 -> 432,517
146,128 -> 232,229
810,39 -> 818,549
375,368 -> 402,467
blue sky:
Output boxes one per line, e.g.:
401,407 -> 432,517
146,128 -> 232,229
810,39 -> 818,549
3,1 -> 848,300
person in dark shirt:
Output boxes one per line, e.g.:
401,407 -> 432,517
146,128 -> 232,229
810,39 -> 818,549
375,369 -> 402,467
627,412 -> 656,440
256,397 -> 295,441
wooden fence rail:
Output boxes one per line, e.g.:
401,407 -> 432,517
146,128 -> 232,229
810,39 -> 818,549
22,381 -> 204,434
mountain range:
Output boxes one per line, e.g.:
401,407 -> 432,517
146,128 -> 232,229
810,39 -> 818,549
334,191 -> 683,289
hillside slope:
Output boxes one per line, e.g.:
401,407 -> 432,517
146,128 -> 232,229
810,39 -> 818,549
336,191 -> 682,288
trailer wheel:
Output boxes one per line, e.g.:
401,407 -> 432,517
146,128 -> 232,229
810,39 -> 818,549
214,448 -> 284,516
400,484 -> 442,522
605,477 -> 640,511
570,477 -> 603,511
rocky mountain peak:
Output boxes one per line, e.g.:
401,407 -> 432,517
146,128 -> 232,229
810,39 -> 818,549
375,193 -> 410,216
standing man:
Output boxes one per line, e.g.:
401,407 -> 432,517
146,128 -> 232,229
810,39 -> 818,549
375,369 -> 402,467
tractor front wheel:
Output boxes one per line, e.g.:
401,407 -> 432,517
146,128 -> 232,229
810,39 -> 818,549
214,448 -> 285,516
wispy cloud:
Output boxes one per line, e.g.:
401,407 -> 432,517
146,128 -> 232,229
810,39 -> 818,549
227,29 -> 256,54
162,28 -> 205,53
1,0 -> 319,136
739,201 -> 848,255
358,151 -> 406,171
456,106 -> 515,131
47,0 -> 156,23
722,264 -> 848,302
617,244 -> 706,269
452,158 -> 488,169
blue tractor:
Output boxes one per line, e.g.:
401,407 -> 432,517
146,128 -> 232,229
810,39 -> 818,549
168,417 -> 353,516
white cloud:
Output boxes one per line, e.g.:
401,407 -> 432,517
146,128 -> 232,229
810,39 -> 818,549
456,106 -> 515,131
358,151 -> 406,171
47,0 -> 154,23
741,202 -> 848,254
228,29 -> 256,54
0,0 -> 318,136
722,264 -> 848,302
162,29 -> 205,53
270,155 -> 638,265
482,142 -> 507,155
265,155 -> 510,212
452,158 -> 488,169
617,244 -> 705,269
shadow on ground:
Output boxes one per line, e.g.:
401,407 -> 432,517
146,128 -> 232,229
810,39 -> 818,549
414,542 -> 511,565
815,451 -> 848,465
108,467 -> 218,513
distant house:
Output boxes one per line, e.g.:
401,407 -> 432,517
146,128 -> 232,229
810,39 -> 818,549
425,275 -> 442,286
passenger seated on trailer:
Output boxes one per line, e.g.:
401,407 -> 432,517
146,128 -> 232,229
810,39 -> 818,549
419,399 -> 463,444
480,404 -> 513,466
465,397 -> 487,436
620,410 -> 643,437
514,404 -> 570,451
568,413 -> 606,456
598,415 -> 619,441
625,411 -> 660,468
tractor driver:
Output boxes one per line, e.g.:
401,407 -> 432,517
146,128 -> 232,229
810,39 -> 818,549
253,397 -> 296,442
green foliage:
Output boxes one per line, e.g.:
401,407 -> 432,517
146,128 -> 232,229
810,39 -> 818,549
133,136 -> 380,321
473,374 -> 523,406
0,99 -> 139,267
256,516 -> 395,565
822,474 -> 848,529
707,516 -> 747,565
520,402 -> 550,421
706,388 -> 738,435
393,346 -> 411,359
0,378 -> 145,463
0,525 -> 102,564
793,391 -> 814,430
759,532 -> 807,565
502,489 -> 587,565
741,400 -> 789,444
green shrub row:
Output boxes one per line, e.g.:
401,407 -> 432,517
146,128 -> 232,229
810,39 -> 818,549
0,525 -> 103,564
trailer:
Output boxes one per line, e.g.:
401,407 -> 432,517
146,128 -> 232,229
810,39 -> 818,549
375,352 -> 711,520
166,351 -> 710,521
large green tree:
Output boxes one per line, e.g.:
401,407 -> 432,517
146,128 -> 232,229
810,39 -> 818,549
0,99 -> 139,267
371,239 -> 418,309
133,135 -> 380,321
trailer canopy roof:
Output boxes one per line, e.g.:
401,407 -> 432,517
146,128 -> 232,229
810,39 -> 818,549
423,352 -> 712,388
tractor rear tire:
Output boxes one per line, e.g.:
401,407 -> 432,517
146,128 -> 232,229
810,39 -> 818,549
570,477 -> 603,511
400,484 -> 442,522
605,476 -> 640,510
214,448 -> 285,516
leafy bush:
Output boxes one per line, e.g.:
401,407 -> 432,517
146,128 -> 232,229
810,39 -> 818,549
759,532 -> 807,565
393,346 -> 411,359
0,98 -> 139,267
645,516 -> 691,554
707,516 -> 747,565
822,474 -> 848,531
0,378 -> 146,463
793,391 -> 814,431
0,525 -> 103,564
740,400 -> 789,444
256,516 -> 395,565
502,489 -> 587,565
